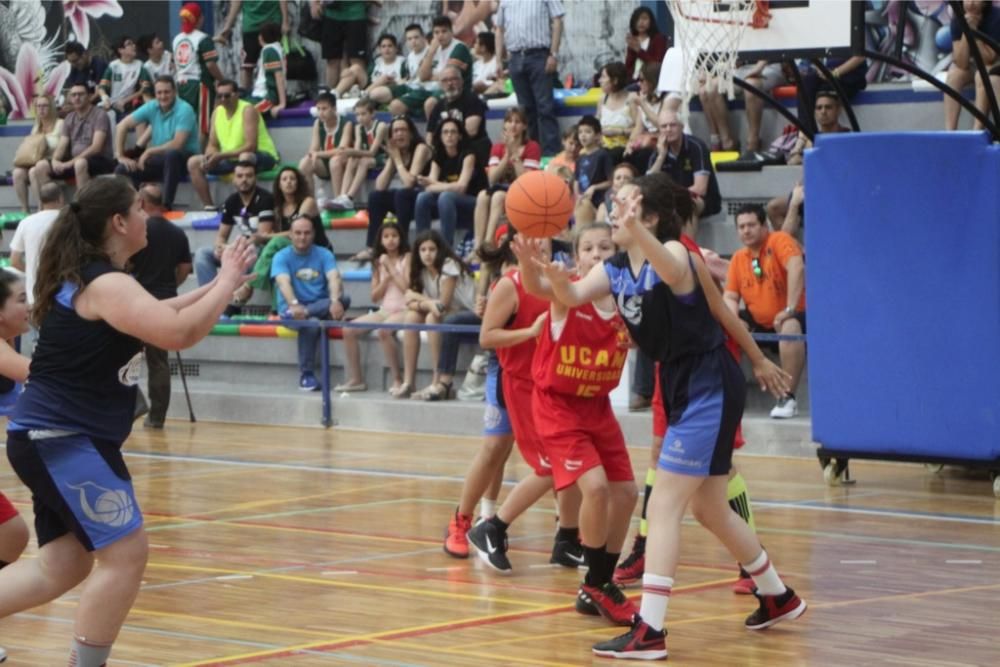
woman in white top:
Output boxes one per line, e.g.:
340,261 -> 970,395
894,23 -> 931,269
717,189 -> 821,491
596,62 -> 637,164
13,95 -> 63,212
403,230 -> 476,400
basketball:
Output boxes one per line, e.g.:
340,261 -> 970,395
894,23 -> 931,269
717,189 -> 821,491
504,171 -> 574,238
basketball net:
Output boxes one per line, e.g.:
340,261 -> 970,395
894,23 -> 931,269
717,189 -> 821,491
669,0 -> 771,117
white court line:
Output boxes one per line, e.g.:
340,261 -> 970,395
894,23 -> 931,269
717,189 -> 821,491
840,560 -> 877,565
945,559 -> 983,564
321,570 -> 359,576
425,566 -> 463,572
215,574 -> 254,581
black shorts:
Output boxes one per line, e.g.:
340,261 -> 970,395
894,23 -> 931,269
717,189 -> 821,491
242,30 -> 261,68
321,18 -> 368,61
740,309 -> 807,354
50,155 -> 116,179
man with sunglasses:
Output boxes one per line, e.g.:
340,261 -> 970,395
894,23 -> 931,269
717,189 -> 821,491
186,79 -> 280,209
723,203 -> 806,419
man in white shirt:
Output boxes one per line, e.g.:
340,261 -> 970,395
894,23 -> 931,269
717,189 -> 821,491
9,183 -> 64,305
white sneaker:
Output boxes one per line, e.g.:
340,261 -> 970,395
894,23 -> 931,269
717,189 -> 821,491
770,397 -> 798,419
1,645 -> 7,662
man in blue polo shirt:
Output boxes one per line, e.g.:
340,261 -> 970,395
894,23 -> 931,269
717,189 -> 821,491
114,76 -> 199,208
647,107 -> 721,218
272,216 -> 350,391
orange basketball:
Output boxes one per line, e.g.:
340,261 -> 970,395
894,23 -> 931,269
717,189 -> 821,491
504,170 -> 574,238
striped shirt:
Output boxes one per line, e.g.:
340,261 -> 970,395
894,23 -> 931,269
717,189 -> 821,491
497,0 -> 565,52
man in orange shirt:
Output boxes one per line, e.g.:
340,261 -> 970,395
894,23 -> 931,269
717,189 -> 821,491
724,204 -> 806,418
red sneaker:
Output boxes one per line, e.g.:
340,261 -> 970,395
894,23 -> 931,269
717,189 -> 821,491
732,567 -> 756,595
443,509 -> 472,558
612,535 -> 645,587
578,582 -> 638,626
592,616 -> 668,660
745,586 -> 807,630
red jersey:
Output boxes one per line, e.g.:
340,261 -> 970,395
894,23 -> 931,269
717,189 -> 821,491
533,302 -> 630,398
494,269 -> 549,380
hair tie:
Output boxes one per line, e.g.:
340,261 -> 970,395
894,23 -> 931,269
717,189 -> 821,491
70,202 -> 81,213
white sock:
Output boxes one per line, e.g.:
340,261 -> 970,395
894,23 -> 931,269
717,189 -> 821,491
479,498 -> 496,520
638,574 -> 673,631
743,550 -> 786,596
69,638 -> 111,667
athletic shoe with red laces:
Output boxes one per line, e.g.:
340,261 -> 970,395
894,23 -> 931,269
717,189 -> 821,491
732,567 -> 756,595
577,582 -> 638,626
592,616 -> 668,660
612,535 -> 646,586
443,509 -> 472,558
745,586 -> 807,630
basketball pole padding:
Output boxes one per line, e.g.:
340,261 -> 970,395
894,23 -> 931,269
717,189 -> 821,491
806,131 -> 1000,461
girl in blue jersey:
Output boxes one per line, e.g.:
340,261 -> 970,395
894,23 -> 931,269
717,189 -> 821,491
519,172 -> 806,660
0,178 -> 255,667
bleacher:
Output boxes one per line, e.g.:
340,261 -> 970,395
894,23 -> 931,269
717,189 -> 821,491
0,83 -> 968,445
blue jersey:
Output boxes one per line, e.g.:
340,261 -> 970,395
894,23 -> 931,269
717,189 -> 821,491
12,262 -> 144,443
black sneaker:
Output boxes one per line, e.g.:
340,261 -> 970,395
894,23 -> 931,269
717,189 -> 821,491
613,534 -> 646,586
467,520 -> 512,575
592,615 -> 668,659
222,303 -> 243,318
550,534 -> 585,568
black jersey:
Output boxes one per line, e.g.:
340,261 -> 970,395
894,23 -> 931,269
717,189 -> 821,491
12,262 -> 144,443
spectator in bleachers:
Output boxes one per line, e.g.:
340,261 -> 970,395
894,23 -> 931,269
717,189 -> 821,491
724,204 -> 806,420
781,181 -> 805,238
414,118 -> 488,248
326,98 -> 387,211
194,161 -> 276,290
131,184 -> 193,429
114,77 -> 199,210
238,166 -> 330,308
62,41 -> 107,110
573,115 -> 613,225
174,2 -> 225,140
794,55 -> 867,130
360,33 -> 407,97
473,107 -> 541,254
472,31 -> 502,96
624,62 -> 667,173
138,34 -> 174,99
311,0 -> 368,94
647,107 -> 721,221
9,183 -> 63,304
596,61 -> 636,164
699,60 -> 785,153
299,92 -> 354,202
945,0 -> 1000,130
98,36 -> 145,120
420,16 -> 475,120
12,96 -> 62,213
596,162 -> 636,224
187,79 -> 280,209
367,24 -> 431,117
425,65 -> 490,164
337,221 -> 411,393
402,230 -> 477,400
495,0 -> 565,155
30,84 -> 116,196
624,6 -> 668,86
248,22 -> 288,118
546,124 -> 579,172
272,216 -> 347,392
215,0 -> 290,92
356,115 -> 432,262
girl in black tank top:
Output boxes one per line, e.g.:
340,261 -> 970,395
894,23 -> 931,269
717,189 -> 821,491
1,179 -> 257,665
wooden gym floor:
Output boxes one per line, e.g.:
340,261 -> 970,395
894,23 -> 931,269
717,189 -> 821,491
0,421 -> 998,665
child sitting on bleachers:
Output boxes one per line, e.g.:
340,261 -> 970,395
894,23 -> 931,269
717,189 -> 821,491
572,116 -> 613,225
472,32 -> 502,96
326,98 -> 387,211
248,22 -> 286,118
299,92 -> 354,203
596,162 -> 637,223
546,125 -> 579,173
364,33 -> 408,96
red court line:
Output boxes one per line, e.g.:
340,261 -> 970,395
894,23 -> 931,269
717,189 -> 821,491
194,578 -> 734,665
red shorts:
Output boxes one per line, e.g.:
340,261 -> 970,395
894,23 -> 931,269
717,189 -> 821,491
532,389 -> 634,491
653,359 -> 745,448
501,373 -> 552,477
0,491 -> 19,524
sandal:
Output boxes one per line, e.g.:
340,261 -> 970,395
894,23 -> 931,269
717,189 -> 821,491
390,382 -> 413,398
334,381 -> 368,392
349,248 -> 374,263
419,381 -> 454,402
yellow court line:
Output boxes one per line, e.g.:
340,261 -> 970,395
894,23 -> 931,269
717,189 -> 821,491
146,561 -> 550,609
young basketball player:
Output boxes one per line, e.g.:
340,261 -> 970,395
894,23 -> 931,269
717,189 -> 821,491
521,173 -> 805,659
446,226 -> 583,569
465,228 -> 585,574
0,178 -> 255,666
513,223 -> 639,625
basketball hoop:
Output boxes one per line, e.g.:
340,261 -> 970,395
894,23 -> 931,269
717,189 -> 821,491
669,1 -> 771,113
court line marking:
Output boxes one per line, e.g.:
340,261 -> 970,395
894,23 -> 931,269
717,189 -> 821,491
755,499 -> 1000,525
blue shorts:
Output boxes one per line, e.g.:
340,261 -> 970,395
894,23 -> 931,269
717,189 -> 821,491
482,356 -> 512,437
6,430 -> 143,551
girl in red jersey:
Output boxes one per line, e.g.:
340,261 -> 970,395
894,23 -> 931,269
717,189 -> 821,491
515,223 -> 639,626
466,229 -> 585,574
